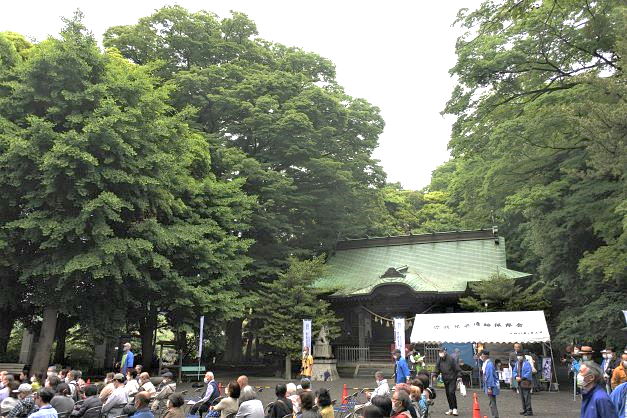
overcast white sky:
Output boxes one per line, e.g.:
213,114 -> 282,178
0,0 -> 481,190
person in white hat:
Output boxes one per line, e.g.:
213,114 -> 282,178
7,383 -> 37,418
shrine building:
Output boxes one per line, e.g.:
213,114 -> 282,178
314,229 -> 531,366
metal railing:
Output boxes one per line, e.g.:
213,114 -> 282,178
334,346 -> 370,364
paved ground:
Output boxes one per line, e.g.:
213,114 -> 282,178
179,376 -> 581,417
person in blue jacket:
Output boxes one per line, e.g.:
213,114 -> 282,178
392,349 -> 410,384
579,361 -> 618,418
610,381 -> 627,418
481,350 -> 500,418
513,350 -> 534,416
120,343 -> 135,375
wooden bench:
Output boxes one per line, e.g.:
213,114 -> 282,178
0,363 -> 26,377
180,365 -> 205,381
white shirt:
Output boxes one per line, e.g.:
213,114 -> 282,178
235,399 -> 264,418
102,386 -> 129,412
373,379 -> 390,398
126,379 -> 140,396
140,381 -> 156,394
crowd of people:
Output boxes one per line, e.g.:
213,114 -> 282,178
391,342 -> 627,418
0,361 -> 182,418
2,340 -> 627,418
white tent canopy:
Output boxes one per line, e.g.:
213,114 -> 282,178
410,310 -> 550,343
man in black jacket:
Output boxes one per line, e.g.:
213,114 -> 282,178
435,347 -> 461,416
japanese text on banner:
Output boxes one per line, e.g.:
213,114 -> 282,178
394,317 -> 405,357
303,319 -> 312,350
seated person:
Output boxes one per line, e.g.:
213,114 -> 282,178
50,383 -> 75,415
71,385 -> 102,418
150,373 -> 176,414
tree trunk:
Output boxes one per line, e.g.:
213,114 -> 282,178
0,309 -> 16,358
284,355 -> 291,380
31,307 -> 58,378
222,319 -> 243,363
140,306 -> 157,371
53,315 -> 70,365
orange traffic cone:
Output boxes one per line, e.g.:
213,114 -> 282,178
341,384 -> 348,405
472,393 -> 481,418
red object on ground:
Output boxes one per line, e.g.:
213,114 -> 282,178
341,383 -> 348,405
472,392 -> 481,418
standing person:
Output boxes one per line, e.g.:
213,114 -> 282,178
512,350 -> 533,416
301,347 -> 313,380
481,351 -> 499,418
612,354 -> 627,391
579,361 -> 618,418
407,345 -> 425,378
29,389 -> 58,418
120,343 -> 135,375
610,381 -> 627,418
392,349 -> 411,385
435,347 -> 461,416
509,343 -> 524,391
601,348 -> 619,394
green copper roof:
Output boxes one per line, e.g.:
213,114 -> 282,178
316,231 -> 530,297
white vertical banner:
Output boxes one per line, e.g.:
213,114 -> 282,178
198,315 -> 205,358
303,319 -> 312,350
394,317 -> 406,358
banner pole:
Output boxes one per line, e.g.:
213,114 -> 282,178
198,315 -> 205,381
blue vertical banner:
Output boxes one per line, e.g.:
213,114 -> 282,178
303,319 -> 312,350
394,317 -> 406,357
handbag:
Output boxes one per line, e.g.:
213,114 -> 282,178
458,381 -> 466,396
520,379 -> 532,389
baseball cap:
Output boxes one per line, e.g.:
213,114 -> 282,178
113,373 -> 125,382
13,383 -> 32,393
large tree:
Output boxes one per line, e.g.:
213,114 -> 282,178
0,14 -> 253,374
104,6 -> 387,360
435,0 -> 627,345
